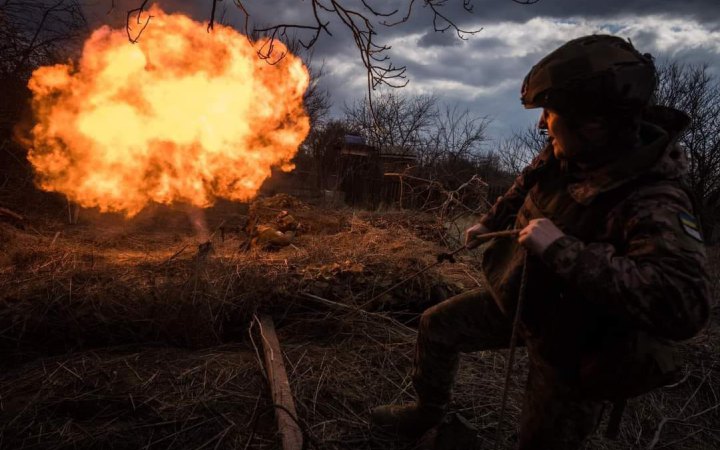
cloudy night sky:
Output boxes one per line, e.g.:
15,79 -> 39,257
85,0 -> 720,144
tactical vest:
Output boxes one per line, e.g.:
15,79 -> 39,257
482,157 -> 683,400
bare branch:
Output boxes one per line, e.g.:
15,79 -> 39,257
497,126 -> 546,175
122,0 -> 536,86
207,0 -> 219,32
126,0 -> 152,43
233,0 -> 251,36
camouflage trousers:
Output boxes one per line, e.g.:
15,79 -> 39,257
413,288 -> 604,450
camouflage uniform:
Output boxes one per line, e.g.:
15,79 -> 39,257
412,107 -> 711,449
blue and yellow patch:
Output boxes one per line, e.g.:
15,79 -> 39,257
678,212 -> 703,243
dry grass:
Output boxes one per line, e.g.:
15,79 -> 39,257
0,345 -> 268,449
0,201 -> 471,361
0,196 -> 717,449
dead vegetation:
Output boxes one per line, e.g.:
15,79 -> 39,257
0,194 -> 718,449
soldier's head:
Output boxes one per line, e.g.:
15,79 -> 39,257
522,35 -> 657,164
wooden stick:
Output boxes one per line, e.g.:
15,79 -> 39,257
301,292 -> 415,336
469,229 -> 519,241
494,251 -> 528,450
258,315 -> 303,450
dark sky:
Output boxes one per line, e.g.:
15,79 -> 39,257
83,0 -> 720,141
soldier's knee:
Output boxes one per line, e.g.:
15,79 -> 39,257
418,308 -> 435,334
418,305 -> 440,334
419,304 -> 452,340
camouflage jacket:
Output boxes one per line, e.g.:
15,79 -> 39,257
479,107 -> 710,398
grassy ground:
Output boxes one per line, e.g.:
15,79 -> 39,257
0,186 -> 717,449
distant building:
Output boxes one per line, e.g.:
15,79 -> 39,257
338,135 -> 381,206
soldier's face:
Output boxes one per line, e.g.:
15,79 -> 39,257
539,109 -> 608,163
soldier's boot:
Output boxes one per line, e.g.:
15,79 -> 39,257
370,402 -> 445,438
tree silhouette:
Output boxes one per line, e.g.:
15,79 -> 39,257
655,62 -> 720,242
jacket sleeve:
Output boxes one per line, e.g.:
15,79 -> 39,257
541,184 -> 711,341
479,145 -> 553,231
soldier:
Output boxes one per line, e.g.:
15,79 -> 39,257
371,35 -> 711,449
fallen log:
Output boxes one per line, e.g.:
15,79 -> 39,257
258,315 -> 303,450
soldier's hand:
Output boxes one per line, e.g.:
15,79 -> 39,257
465,223 -> 491,248
518,218 -> 565,256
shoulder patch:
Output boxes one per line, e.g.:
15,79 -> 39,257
678,212 -> 703,243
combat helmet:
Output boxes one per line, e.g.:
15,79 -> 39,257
521,35 -> 656,115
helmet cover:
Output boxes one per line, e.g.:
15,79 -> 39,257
521,35 -> 656,115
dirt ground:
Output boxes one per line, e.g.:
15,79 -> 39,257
0,189 -> 718,450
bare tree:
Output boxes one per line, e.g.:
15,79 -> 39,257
344,91 -> 438,155
300,120 -> 352,190
344,91 -> 491,173
343,89 -> 497,217
0,0 -> 87,207
0,0 -> 86,79
302,60 -> 331,128
0,0 -> 86,142
654,62 -> 720,243
420,104 -> 491,180
0,0 -> 86,126
248,35 -> 331,130
497,125 -> 546,175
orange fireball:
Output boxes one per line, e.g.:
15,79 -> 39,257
25,6 -> 310,216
